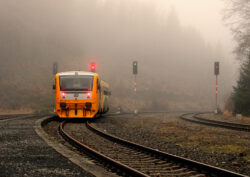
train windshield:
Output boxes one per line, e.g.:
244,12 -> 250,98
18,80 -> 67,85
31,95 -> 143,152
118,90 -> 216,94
60,76 -> 93,91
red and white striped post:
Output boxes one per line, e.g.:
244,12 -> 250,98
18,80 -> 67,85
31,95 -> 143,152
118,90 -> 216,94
134,75 -> 136,96
216,75 -> 218,111
134,75 -> 137,114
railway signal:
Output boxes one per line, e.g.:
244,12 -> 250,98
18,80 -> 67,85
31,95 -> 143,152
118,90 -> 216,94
214,61 -> 220,113
133,61 -> 138,114
214,62 -> 219,75
53,62 -> 58,75
90,62 -> 96,72
133,61 -> 138,75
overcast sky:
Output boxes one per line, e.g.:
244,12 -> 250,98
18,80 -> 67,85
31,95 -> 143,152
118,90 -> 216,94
98,0 -> 235,57
162,0 -> 240,82
97,0 -> 238,76
162,1 -> 229,43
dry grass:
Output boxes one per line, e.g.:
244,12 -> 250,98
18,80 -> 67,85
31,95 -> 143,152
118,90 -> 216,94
201,145 -> 248,155
125,114 -> 250,162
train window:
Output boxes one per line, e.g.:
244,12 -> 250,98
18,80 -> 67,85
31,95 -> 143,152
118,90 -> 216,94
60,76 -> 93,91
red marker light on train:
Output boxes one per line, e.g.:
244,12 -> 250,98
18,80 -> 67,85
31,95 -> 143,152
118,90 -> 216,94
62,92 -> 66,97
87,92 -> 91,98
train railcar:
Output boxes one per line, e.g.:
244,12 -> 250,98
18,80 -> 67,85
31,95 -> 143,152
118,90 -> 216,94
53,71 -> 110,118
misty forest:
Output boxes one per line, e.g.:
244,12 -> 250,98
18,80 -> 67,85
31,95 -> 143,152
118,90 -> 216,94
0,0 -> 246,113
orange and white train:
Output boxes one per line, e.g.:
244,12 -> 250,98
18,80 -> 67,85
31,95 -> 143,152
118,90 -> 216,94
53,71 -> 111,118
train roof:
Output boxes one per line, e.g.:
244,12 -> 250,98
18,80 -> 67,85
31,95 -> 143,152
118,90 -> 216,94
57,71 -> 96,76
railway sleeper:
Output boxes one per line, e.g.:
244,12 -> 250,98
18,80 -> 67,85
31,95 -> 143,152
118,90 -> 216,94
119,160 -> 174,166
112,154 -> 154,158
114,157 -> 157,162
123,161 -> 176,166
139,167 -> 189,173
149,170 -> 198,176
135,165 -> 180,170
117,159 -> 170,165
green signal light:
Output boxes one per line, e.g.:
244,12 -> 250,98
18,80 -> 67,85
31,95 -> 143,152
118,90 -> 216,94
133,61 -> 138,74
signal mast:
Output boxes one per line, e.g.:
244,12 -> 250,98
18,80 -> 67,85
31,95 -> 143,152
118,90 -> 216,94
214,61 -> 220,113
133,61 -> 138,114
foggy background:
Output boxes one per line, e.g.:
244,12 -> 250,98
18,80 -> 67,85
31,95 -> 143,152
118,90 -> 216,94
0,0 -> 237,112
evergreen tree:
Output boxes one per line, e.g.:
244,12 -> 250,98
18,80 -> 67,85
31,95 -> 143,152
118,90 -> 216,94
232,55 -> 250,115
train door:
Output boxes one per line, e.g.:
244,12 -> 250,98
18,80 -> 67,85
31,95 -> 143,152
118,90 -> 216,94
97,79 -> 102,114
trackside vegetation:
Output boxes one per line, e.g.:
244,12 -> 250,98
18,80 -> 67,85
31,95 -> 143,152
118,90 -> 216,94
224,0 -> 250,116
232,55 -> 250,116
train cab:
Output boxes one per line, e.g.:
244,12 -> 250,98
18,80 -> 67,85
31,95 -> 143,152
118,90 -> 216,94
53,71 -> 110,118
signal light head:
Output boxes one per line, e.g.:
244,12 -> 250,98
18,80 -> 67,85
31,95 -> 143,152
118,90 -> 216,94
90,62 -> 96,72
133,61 -> 138,75
53,62 -> 58,75
214,62 -> 219,75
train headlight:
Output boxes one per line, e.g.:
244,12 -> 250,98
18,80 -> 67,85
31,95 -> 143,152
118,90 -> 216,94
87,92 -> 91,99
61,92 -> 66,98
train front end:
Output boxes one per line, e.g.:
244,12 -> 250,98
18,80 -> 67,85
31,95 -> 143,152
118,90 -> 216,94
54,71 -> 99,118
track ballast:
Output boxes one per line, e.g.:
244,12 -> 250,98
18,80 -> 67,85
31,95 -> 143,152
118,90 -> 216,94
59,119 -> 246,177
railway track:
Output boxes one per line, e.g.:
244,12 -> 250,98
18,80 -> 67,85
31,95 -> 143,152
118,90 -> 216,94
0,114 -> 35,122
59,119 -> 245,177
0,114 -> 25,120
0,113 -> 54,122
180,113 -> 250,132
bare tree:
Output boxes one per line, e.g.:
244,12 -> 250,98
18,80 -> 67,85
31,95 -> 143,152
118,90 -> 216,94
224,0 -> 250,60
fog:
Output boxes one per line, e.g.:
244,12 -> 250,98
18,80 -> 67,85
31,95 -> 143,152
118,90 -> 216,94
0,0 -> 237,112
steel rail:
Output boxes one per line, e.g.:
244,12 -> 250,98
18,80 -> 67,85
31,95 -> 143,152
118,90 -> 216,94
57,113 -> 247,177
0,114 -> 37,122
180,113 -> 250,132
86,120 -> 246,177
194,113 -> 250,131
0,114 -> 26,120
59,120 -> 149,177
106,111 -> 184,116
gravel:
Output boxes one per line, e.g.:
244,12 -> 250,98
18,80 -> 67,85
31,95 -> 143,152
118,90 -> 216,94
92,113 -> 250,176
43,118 -> 118,177
0,115 -> 93,177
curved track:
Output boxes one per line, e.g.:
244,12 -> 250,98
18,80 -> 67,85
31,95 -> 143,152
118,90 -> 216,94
58,119 -> 246,177
180,113 -> 250,132
0,114 -> 24,120
0,114 -> 35,122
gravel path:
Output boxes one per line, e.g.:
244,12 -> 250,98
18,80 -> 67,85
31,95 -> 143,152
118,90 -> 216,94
92,113 -> 250,176
0,115 -> 93,177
